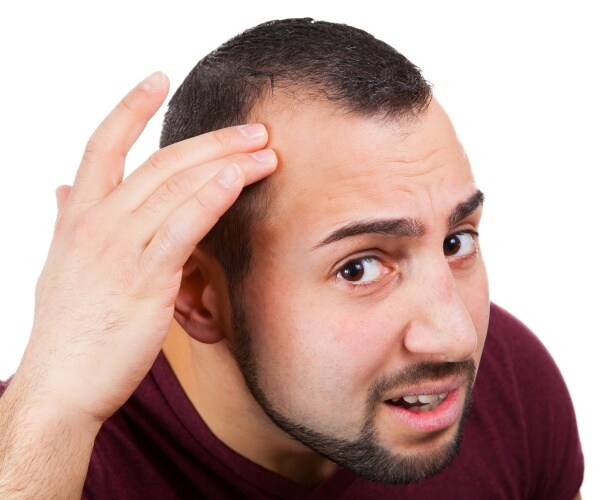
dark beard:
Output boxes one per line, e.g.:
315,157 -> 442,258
230,298 -> 475,485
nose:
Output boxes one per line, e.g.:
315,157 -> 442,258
402,259 -> 478,362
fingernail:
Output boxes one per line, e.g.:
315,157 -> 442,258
250,149 -> 276,164
139,71 -> 166,91
238,123 -> 266,139
218,164 -> 240,188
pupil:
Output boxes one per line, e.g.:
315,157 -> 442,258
342,261 -> 364,281
444,235 -> 461,255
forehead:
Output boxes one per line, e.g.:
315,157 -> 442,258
251,95 -> 476,242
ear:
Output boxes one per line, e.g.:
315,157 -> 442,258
174,247 -> 231,344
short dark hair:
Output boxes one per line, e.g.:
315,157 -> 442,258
160,18 -> 431,289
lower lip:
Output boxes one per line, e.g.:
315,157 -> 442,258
384,388 -> 463,434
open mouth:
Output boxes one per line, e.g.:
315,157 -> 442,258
381,378 -> 467,433
386,392 -> 449,412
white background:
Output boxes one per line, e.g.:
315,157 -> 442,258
0,1 -> 597,496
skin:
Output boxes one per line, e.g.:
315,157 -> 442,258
0,72 -> 277,498
166,95 -> 490,485
0,76 -> 582,498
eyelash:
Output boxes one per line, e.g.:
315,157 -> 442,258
444,230 -> 479,261
334,254 -> 389,288
334,230 -> 480,288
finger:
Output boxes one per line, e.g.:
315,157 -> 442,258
69,72 -> 169,209
130,149 -> 277,239
140,164 -> 245,279
109,123 -> 268,214
55,185 -> 72,213
54,184 -> 72,229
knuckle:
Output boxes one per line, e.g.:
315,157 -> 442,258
83,130 -> 124,165
147,151 -> 169,172
120,93 -> 137,115
83,135 -> 108,160
164,172 -> 192,197
52,214 -> 95,258
63,206 -> 112,250
156,222 -> 183,257
71,210 -> 100,242
120,89 -> 153,121
118,252 -> 146,298
162,223 -> 180,245
192,190 -> 213,214
190,190 -> 221,229
235,151 -> 259,167
147,146 -> 180,172
211,128 -> 234,149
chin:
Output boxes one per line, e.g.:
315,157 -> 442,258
356,420 -> 466,485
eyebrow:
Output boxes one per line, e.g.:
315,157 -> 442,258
448,190 -> 485,228
314,189 -> 484,248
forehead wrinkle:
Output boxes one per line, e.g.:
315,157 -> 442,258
251,97 -> 475,240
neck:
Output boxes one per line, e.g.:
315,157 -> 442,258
162,320 -> 338,486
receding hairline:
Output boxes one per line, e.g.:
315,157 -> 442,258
246,81 -> 432,126
171,18 -> 434,284
241,88 -> 437,246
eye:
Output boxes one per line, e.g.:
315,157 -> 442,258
443,231 -> 478,259
337,257 -> 386,284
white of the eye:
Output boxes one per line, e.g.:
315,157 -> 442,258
357,258 -> 382,282
452,233 -> 476,257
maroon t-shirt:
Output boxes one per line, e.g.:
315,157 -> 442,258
0,304 -> 584,498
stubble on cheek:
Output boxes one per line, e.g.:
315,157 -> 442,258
228,271 -> 481,484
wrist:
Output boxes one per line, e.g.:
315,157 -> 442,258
0,378 -> 101,498
0,370 -> 103,439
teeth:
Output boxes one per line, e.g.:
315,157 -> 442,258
393,392 -> 450,411
407,398 -> 443,412
401,392 -> 449,404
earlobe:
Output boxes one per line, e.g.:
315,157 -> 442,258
174,248 -> 229,344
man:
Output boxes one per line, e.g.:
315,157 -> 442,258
0,18 -> 583,498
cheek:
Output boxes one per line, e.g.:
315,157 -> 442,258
254,299 -> 380,389
245,279 -> 393,431
460,264 -> 490,362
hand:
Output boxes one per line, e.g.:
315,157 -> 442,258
16,71 -> 277,423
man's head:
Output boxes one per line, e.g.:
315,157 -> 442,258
163,19 -> 489,485
160,18 -> 431,289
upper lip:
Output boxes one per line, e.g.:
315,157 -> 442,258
384,376 -> 466,401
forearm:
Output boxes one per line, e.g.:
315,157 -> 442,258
0,375 -> 101,499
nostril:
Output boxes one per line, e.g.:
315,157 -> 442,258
402,312 -> 478,362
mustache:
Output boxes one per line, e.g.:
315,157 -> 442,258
368,359 -> 476,404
